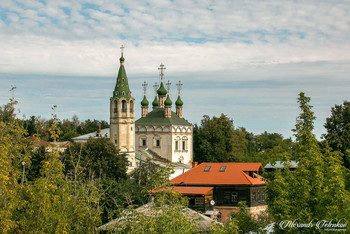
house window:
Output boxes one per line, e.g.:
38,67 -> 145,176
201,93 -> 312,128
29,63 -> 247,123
262,192 -> 265,201
219,166 -> 227,172
114,139 -> 118,144
252,192 -> 256,202
121,100 -> 127,112
257,191 -> 261,201
175,141 -> 179,151
231,192 -> 238,202
204,166 -> 211,172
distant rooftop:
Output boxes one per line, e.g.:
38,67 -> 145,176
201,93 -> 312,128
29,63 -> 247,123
264,161 -> 299,169
71,128 -> 109,142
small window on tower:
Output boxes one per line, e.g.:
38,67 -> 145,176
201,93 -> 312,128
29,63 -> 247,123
156,139 -> 160,147
142,139 -> 146,146
130,100 -> 134,113
121,100 -> 127,112
114,139 -> 117,144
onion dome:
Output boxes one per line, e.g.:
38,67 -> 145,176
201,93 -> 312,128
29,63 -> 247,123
175,96 -> 183,107
157,81 -> 167,96
152,96 -> 159,107
141,95 -> 149,107
164,94 -> 172,107
120,55 -> 125,62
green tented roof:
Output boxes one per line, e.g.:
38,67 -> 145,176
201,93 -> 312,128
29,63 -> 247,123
113,56 -> 132,99
136,108 -> 192,126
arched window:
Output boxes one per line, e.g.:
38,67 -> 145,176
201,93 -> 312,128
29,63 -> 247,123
175,136 -> 181,151
182,136 -> 188,151
121,100 -> 127,112
114,101 -> 118,113
130,100 -> 134,113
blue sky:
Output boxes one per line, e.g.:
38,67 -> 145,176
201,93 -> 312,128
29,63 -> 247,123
0,0 -> 349,139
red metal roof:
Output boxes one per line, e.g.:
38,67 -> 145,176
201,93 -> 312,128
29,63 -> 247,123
171,162 -> 265,186
151,186 -> 214,195
173,186 -> 214,195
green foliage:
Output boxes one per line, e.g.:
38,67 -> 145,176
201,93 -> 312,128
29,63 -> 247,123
20,114 -> 109,142
99,178 -> 146,223
244,129 -> 295,165
0,99 -> 30,231
194,114 -> 247,163
110,191 -> 198,234
131,160 -> 174,190
323,101 -> 350,168
266,92 -> 350,232
0,101 -> 102,232
231,201 -> 262,233
64,138 -> 127,181
209,218 -> 239,233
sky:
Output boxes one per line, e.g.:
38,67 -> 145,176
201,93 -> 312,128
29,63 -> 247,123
0,0 -> 349,139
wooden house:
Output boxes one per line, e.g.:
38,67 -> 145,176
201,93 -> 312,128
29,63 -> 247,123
170,162 -> 267,222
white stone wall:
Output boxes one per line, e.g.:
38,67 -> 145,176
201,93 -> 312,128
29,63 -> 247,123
135,125 -> 193,165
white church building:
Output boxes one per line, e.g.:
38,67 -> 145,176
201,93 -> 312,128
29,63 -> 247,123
72,47 -> 193,175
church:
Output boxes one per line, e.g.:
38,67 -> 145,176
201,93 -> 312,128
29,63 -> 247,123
72,47 -> 193,174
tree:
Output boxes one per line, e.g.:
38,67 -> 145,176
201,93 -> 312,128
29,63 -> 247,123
193,114 -> 247,163
105,189 -> 199,233
266,92 -> 350,232
0,99 -> 30,231
323,101 -> 350,168
243,129 -> 295,165
64,138 -> 127,181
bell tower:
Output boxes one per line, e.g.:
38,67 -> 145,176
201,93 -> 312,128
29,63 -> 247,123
110,45 -> 135,171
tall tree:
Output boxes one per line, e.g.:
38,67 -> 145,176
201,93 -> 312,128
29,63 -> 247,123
266,93 -> 350,232
323,101 -> 350,168
193,114 -> 247,163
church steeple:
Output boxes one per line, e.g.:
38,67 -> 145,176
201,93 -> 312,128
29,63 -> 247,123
110,45 -> 135,172
113,45 -> 131,99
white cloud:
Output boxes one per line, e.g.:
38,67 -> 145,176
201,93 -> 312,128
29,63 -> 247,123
0,0 -> 349,139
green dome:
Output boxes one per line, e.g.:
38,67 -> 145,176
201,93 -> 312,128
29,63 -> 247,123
120,55 -> 125,62
152,96 -> 159,107
175,96 -> 183,107
157,82 -> 167,96
141,95 -> 149,107
164,94 -> 172,107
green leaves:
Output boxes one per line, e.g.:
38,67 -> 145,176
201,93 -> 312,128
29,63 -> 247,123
266,92 -> 350,232
194,114 -> 247,163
